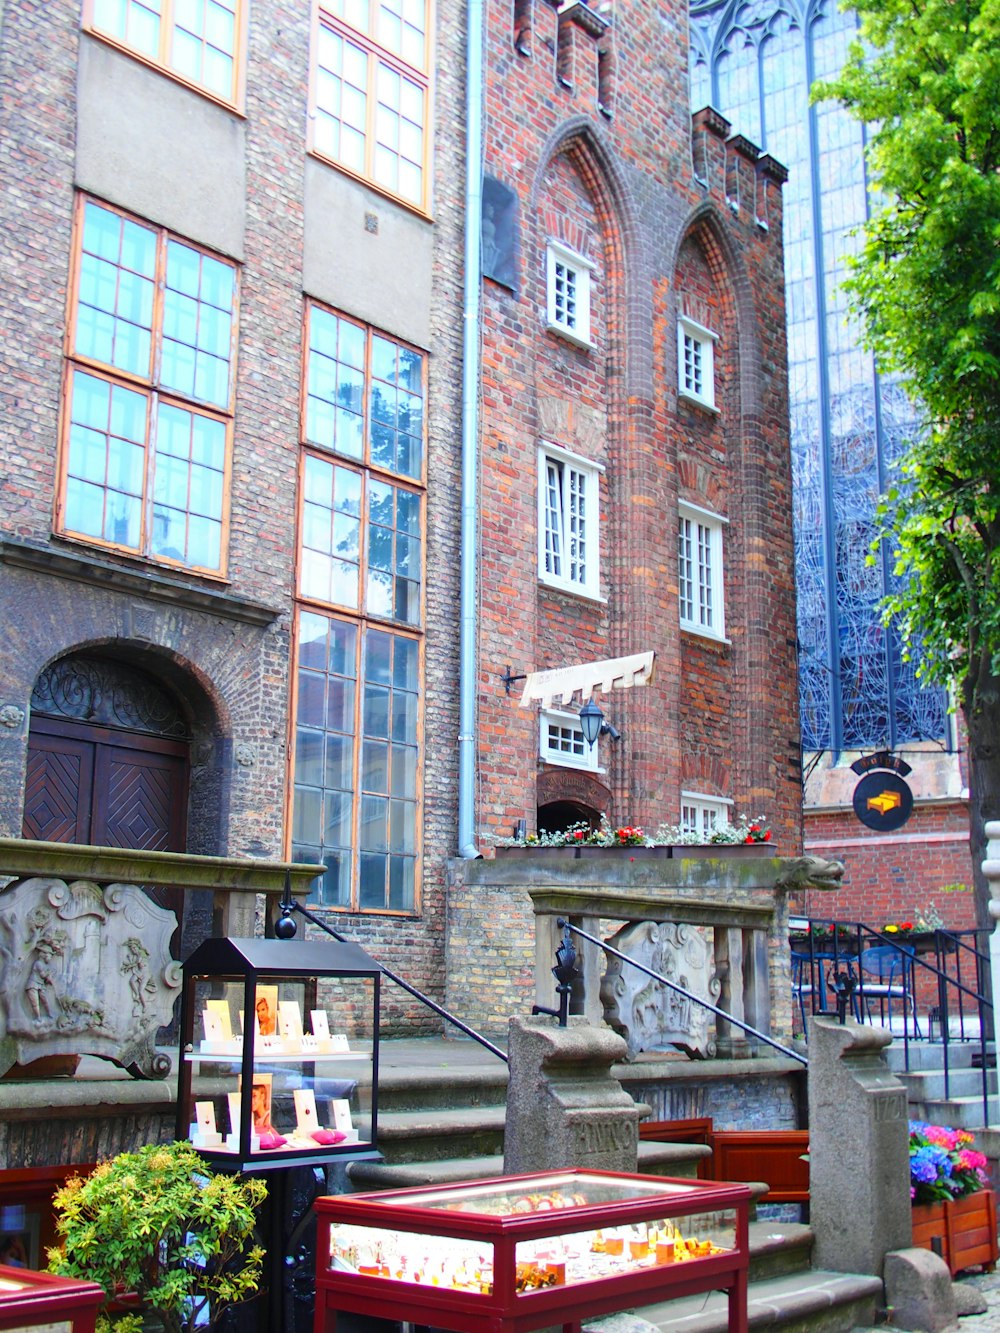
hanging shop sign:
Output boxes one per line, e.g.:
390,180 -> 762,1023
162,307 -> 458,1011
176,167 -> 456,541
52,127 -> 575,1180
852,769 -> 914,831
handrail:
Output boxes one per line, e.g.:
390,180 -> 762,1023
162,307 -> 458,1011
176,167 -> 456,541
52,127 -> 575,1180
557,917 -> 808,1067
794,917 -> 996,1123
277,892 -> 508,1064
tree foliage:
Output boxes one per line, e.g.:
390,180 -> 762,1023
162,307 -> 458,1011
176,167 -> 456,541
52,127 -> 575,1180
47,1141 -> 267,1333
814,0 -> 1000,922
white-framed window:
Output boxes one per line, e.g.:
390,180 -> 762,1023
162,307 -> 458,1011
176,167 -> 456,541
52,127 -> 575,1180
677,315 -> 717,409
538,444 -> 602,598
539,709 -> 600,771
681,791 -> 733,838
678,501 -> 727,639
546,242 -> 592,347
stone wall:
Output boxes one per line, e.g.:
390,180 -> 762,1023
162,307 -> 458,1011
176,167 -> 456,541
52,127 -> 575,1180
446,850 -> 800,1043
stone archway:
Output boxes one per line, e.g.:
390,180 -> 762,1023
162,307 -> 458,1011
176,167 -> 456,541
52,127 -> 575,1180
536,767 -> 612,835
24,654 -> 191,851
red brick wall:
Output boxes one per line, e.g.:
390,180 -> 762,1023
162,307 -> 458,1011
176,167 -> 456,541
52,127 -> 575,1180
476,2 -> 801,850
802,802 -> 975,930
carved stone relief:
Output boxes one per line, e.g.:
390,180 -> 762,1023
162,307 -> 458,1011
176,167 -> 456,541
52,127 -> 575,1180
600,920 -> 720,1059
0,876 -> 181,1078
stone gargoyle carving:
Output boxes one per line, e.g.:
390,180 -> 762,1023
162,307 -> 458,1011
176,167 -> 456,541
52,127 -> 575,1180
0,876 -> 181,1079
600,920 -> 721,1060
774,855 -> 845,892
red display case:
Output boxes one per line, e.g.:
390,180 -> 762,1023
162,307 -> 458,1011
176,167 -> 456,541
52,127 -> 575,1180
0,1264 -> 103,1332
313,1169 -> 750,1333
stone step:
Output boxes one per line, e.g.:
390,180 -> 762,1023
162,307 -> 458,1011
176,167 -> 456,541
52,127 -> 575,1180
897,1068 -> 997,1101
884,1041 -> 978,1074
617,1268 -> 882,1333
349,1140 -> 713,1190
907,1094 -> 1000,1131
375,1105 -> 507,1161
373,1062 -> 508,1114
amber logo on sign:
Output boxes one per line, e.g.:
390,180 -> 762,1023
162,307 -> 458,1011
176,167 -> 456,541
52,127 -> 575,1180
867,789 -> 902,816
853,771 -> 913,831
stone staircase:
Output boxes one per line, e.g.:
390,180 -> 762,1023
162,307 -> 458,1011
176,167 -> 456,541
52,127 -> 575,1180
886,1039 -> 998,1131
342,1040 -> 883,1332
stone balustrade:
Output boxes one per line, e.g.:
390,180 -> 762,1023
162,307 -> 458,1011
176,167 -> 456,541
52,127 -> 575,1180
447,847 -> 844,1054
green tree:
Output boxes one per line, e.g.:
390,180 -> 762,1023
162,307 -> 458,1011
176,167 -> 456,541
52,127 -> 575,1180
48,1141 -> 267,1333
814,0 -> 1000,929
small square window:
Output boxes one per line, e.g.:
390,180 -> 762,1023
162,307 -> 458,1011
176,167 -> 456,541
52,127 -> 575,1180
678,501 -> 726,639
546,242 -> 592,348
678,315 -> 717,410
680,791 -> 733,838
538,444 -> 602,599
540,710 -> 599,771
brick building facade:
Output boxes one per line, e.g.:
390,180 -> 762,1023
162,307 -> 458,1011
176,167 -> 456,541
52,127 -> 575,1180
0,0 -> 799,1037
476,12 -> 799,852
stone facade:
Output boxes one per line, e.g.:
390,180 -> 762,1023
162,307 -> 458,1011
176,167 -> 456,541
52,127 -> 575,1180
0,0 -> 798,1056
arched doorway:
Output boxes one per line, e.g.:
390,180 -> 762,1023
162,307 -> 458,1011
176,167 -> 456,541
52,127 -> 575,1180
22,654 -> 191,917
536,800 -> 601,837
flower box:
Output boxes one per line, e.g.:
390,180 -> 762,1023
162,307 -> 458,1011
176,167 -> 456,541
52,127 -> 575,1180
493,844 -> 775,861
911,1189 -> 999,1276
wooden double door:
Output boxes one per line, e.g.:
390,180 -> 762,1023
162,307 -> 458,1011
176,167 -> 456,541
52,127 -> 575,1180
23,714 -> 188,852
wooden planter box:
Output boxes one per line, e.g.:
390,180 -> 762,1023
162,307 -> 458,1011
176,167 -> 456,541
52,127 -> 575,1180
912,1190 -> 999,1276
494,844 -> 774,861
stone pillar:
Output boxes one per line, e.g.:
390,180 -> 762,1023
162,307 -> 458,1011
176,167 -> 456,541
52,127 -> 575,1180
808,1016 -> 912,1275
714,926 -> 749,1058
503,1015 -> 647,1174
744,927 -> 771,1039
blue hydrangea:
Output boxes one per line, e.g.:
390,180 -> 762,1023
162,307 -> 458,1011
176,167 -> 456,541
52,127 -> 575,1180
911,1144 -> 953,1185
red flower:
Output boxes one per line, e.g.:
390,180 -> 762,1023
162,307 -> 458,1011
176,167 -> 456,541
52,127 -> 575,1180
763,830 -> 772,841
574,830 -> 585,840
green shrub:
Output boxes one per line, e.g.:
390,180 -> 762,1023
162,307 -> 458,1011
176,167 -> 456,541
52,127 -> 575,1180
47,1140 -> 267,1333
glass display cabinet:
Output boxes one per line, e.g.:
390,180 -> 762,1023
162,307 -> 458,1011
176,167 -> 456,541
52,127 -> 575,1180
313,1169 -> 751,1333
176,938 -> 380,1170
0,1263 -> 103,1333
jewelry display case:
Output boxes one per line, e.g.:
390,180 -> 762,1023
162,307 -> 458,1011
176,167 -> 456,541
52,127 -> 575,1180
313,1169 -> 751,1333
0,1263 -> 103,1333
176,937 -> 381,1171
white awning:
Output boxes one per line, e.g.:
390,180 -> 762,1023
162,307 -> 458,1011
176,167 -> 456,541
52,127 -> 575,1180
519,651 -> 656,709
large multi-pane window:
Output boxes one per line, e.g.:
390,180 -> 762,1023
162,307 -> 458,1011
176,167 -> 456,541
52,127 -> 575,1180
293,304 -> 425,912
59,197 -> 237,574
689,0 -> 947,751
84,0 -> 243,104
311,0 -> 430,210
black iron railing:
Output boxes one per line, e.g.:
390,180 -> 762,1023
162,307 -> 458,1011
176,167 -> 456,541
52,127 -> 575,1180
553,917 -> 808,1066
791,917 -> 995,1123
276,883 -> 508,1064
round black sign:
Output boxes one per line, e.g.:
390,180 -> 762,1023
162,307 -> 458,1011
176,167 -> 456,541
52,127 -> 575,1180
852,771 -> 914,831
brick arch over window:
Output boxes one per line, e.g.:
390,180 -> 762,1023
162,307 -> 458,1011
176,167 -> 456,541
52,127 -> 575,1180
671,202 -> 763,421
536,766 -> 612,820
529,120 -> 667,825
530,117 -> 647,401
672,202 -> 789,810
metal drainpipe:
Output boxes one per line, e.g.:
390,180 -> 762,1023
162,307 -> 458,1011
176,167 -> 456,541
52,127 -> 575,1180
458,0 -> 484,859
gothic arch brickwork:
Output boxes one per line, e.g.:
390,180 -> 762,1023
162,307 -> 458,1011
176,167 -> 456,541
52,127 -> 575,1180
477,0 -> 800,851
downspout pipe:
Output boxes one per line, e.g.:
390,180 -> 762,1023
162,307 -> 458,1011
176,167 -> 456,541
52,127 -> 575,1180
458,0 -> 484,858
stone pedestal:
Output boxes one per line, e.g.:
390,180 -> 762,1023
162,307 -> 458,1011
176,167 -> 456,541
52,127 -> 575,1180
503,1016 -> 647,1174
808,1016 -> 912,1275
